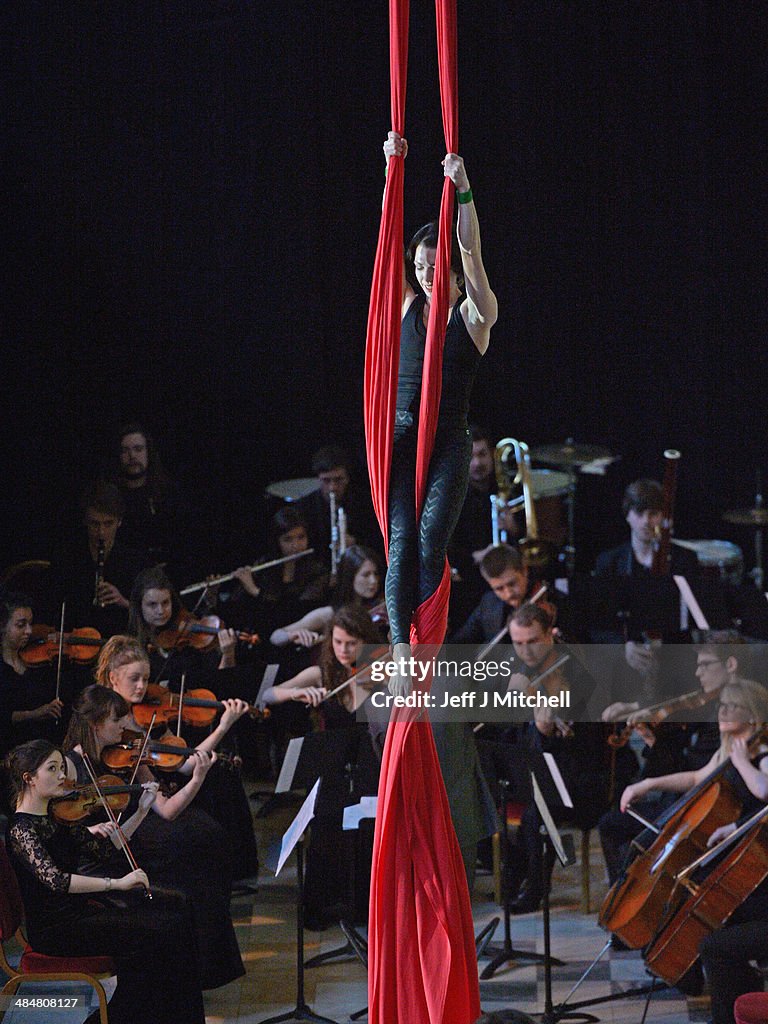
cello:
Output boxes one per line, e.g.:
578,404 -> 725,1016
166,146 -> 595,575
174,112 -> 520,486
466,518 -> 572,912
644,801 -> 768,985
599,727 -> 768,949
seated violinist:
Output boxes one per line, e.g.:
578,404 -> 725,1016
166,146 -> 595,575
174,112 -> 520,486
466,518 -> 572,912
450,544 -> 532,645
61,682 -> 245,990
502,603 -> 635,914
0,592 -> 68,759
127,565 -> 240,691
262,605 -> 383,929
5,738 -> 207,1024
269,545 -> 385,649
95,634 -> 259,883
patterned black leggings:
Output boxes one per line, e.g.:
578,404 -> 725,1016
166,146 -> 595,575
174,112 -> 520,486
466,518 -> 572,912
386,421 -> 471,645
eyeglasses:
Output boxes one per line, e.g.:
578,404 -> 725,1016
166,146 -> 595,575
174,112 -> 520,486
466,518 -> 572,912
718,701 -> 749,715
697,659 -> 723,669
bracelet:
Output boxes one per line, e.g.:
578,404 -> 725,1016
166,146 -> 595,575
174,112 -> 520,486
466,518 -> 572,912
105,877 -> 112,891
457,187 -> 473,205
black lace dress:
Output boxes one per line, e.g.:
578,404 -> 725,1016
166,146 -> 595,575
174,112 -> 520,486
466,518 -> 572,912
67,749 -> 245,990
7,811 -> 205,1024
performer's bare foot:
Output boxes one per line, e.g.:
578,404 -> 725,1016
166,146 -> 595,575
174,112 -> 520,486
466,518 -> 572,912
389,642 -> 413,698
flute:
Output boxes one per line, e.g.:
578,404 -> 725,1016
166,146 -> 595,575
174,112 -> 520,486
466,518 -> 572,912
180,549 -> 315,596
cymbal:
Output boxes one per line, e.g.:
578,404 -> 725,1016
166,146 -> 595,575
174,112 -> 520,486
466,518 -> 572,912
723,507 -> 768,527
530,443 -> 612,468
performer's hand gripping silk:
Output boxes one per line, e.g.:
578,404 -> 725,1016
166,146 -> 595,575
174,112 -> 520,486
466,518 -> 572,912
382,131 -> 497,694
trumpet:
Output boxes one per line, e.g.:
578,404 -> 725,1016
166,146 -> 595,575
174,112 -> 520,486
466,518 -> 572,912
92,539 -> 106,607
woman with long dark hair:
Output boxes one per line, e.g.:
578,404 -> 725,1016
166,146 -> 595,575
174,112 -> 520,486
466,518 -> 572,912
4,738 -> 205,1024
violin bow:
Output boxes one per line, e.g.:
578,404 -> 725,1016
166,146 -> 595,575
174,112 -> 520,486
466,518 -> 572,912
81,752 -> 152,898
55,602 -> 66,701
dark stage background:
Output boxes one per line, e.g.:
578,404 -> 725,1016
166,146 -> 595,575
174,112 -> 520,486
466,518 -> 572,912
4,2 -> 767,578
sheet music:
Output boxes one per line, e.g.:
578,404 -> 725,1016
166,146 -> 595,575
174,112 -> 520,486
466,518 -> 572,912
531,773 -> 568,866
343,796 -> 378,831
275,736 -> 304,793
275,779 -> 320,875
543,752 -> 573,809
255,664 -> 280,707
673,574 -> 709,631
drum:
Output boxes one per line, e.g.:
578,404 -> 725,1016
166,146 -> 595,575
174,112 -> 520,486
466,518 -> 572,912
265,478 -> 320,503
685,540 -> 744,586
530,470 -> 569,547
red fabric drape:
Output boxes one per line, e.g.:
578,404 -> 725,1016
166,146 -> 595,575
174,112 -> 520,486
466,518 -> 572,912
364,2 -> 480,1023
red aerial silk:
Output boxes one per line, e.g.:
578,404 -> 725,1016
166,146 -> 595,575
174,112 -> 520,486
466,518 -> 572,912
364,2 -> 480,1022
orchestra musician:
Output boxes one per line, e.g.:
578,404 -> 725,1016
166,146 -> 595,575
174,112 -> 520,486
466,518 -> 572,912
95,634 -> 259,883
502,603 -> 635,914
110,421 -> 194,584
450,544 -> 531,645
0,593 -> 67,759
262,606 -> 383,930
52,481 -> 150,641
447,426 -> 519,624
219,506 -> 326,636
293,444 -> 379,570
61,682 -> 245,990
619,678 -> 768,1018
595,478 -> 700,716
4,738 -> 206,1024
268,545 -> 385,649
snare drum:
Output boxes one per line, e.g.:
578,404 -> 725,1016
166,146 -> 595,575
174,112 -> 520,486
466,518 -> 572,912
689,540 -> 744,586
265,478 -> 320,503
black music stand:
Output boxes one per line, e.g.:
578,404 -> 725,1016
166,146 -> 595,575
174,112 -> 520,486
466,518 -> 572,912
479,777 -> 561,980
259,827 -> 338,1024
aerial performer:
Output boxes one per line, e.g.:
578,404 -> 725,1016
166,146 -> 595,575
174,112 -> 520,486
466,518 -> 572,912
382,134 -> 497,696
364,3 -> 497,1021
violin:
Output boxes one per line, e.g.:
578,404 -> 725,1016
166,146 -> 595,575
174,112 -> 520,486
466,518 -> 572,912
51,773 -> 145,823
132,683 -> 269,729
521,648 -> 573,739
153,608 -> 259,652
319,645 -> 390,708
21,624 -> 104,667
101,733 -> 237,773
607,686 -> 721,749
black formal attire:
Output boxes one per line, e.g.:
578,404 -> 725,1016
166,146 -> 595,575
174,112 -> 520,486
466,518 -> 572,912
598,721 -> 720,885
385,294 -> 482,645
7,811 -> 205,1024
595,541 -> 700,581
51,535 -> 150,640
67,749 -> 244,990
295,485 -> 380,571
448,477 -> 497,625
116,477 -> 194,585
303,697 -> 381,930
0,661 -> 72,760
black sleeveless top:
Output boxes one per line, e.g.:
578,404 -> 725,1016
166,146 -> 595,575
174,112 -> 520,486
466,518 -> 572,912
396,294 -> 482,428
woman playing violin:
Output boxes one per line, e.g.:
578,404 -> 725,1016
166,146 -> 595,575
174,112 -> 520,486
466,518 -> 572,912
95,635 -> 259,885
127,565 -> 240,685
61,682 -> 245,991
269,545 -> 385,650
0,593 -> 67,758
4,738 -> 206,1024
265,606 -> 383,930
